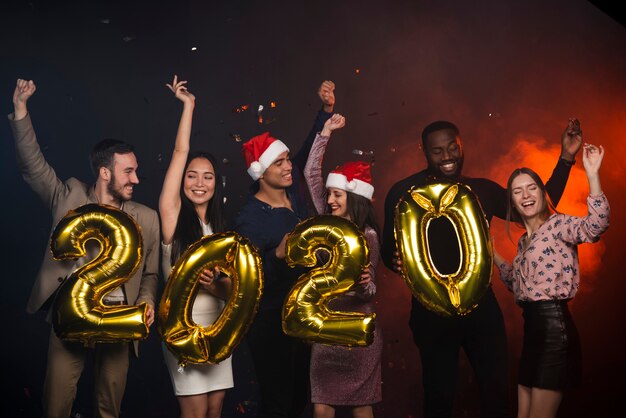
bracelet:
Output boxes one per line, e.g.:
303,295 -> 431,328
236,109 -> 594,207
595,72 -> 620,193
560,157 -> 575,166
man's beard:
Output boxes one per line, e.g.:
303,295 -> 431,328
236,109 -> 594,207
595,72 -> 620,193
428,155 -> 465,179
107,172 -> 132,203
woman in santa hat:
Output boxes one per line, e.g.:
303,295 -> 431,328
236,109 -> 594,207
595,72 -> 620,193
159,75 -> 233,418
303,112 -> 383,418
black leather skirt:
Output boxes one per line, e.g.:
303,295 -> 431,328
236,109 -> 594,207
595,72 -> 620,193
518,300 -> 581,390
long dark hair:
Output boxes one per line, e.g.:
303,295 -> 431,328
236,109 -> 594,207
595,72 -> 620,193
345,192 -> 381,244
505,167 -> 556,242
170,152 -> 226,265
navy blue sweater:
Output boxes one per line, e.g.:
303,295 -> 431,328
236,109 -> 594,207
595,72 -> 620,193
234,108 -> 332,311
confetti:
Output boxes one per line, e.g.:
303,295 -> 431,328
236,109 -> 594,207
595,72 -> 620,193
122,35 -> 136,42
232,104 -> 249,113
191,46 -> 197,51
257,104 -> 265,123
352,149 -> 374,156
488,112 -> 501,119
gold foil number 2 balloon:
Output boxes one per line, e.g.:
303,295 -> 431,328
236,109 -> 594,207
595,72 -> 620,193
394,182 -> 492,316
159,232 -> 263,366
50,204 -> 147,345
282,215 -> 375,346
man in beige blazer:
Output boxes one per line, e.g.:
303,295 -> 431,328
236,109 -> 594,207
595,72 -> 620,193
9,79 -> 160,418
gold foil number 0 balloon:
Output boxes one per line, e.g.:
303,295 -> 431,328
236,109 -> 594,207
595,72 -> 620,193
50,203 -> 147,344
394,182 -> 492,316
158,232 -> 263,366
282,215 -> 375,346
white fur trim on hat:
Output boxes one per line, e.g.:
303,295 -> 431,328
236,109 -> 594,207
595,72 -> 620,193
246,139 -> 290,180
326,173 -> 374,200
247,161 -> 264,178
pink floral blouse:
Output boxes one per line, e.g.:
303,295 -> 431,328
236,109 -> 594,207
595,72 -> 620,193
497,193 -> 610,302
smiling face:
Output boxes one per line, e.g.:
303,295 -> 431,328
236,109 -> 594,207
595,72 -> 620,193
260,151 -> 293,189
106,152 -> 139,202
183,156 -> 216,206
510,173 -> 547,220
423,128 -> 464,178
327,187 -> 349,218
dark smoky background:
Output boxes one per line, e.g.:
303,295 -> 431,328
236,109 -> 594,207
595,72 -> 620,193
1,1 -> 624,416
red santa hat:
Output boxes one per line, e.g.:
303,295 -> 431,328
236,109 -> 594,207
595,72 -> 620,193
241,132 -> 290,180
325,161 -> 374,200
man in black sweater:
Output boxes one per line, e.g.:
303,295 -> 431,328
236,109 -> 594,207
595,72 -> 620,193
381,119 -> 582,418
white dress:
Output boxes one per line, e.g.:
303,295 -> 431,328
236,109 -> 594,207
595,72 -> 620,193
161,222 -> 234,396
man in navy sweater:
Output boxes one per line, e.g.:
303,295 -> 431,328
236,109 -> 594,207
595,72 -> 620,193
233,81 -> 334,417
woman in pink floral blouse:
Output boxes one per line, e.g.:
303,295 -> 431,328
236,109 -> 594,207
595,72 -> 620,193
494,142 -> 609,418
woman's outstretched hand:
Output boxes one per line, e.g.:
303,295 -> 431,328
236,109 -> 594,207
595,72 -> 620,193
321,113 -> 346,137
582,142 -> 604,195
166,75 -> 195,105
582,143 -> 604,175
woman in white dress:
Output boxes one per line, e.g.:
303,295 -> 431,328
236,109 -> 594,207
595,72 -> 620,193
160,75 -> 233,418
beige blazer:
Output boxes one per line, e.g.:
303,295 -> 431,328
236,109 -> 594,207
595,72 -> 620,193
9,113 -> 160,355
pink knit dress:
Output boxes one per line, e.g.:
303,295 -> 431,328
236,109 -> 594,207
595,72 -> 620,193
304,133 -> 383,406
